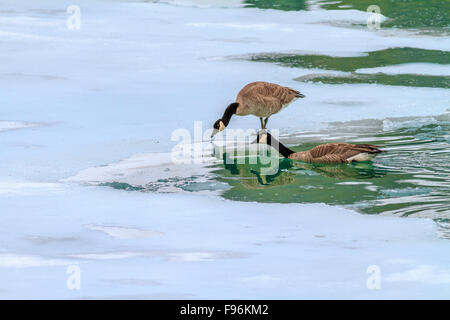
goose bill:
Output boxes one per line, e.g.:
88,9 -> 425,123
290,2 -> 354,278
211,129 -> 219,139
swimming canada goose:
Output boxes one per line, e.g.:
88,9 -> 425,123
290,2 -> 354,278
256,132 -> 384,164
211,81 -> 305,138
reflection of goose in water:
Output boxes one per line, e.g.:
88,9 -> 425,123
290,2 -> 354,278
218,151 -> 385,189
291,162 -> 386,179
246,168 -> 295,189
220,153 -> 296,189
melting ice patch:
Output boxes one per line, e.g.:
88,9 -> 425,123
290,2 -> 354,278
382,117 -> 440,132
66,140 -> 258,194
65,149 -> 219,193
380,187 -> 432,198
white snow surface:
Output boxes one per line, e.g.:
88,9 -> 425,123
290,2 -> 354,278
2,184 -> 450,299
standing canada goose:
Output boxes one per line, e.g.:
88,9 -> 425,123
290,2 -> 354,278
256,132 -> 384,164
211,81 -> 305,138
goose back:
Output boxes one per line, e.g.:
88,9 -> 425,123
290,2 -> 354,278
289,143 -> 383,164
236,81 -> 301,117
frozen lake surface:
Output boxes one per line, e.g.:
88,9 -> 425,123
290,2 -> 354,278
0,0 -> 449,299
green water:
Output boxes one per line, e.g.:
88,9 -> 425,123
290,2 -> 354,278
99,182 -> 145,191
251,48 -> 450,72
295,73 -> 450,89
209,115 -> 450,219
244,0 -> 450,31
244,0 -> 307,11
319,0 -> 450,30
250,48 -> 450,89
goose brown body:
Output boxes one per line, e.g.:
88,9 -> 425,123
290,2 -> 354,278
235,81 -> 303,117
211,82 -> 304,137
257,133 -> 384,164
288,143 -> 383,164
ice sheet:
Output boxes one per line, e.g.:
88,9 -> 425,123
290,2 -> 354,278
1,184 -> 450,299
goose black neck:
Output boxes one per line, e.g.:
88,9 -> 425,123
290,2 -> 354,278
268,135 -> 295,158
221,103 -> 238,126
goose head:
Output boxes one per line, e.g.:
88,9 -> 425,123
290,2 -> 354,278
211,119 -> 226,138
211,102 -> 239,139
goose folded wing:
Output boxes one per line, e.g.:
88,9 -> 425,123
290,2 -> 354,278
308,143 -> 348,158
246,93 -> 282,114
307,154 -> 349,164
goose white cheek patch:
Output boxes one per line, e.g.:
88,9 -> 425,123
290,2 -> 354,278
259,134 -> 268,144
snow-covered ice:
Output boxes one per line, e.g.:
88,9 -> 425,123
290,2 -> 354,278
2,184 -> 450,299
